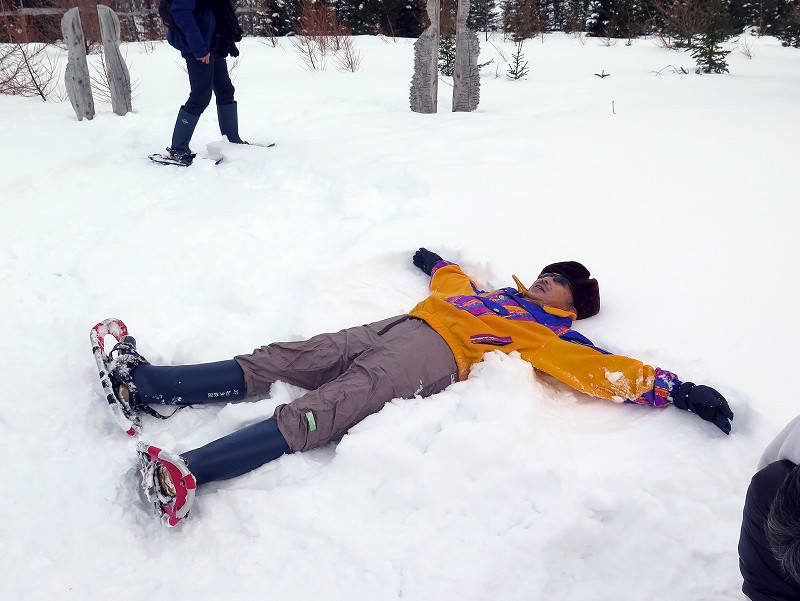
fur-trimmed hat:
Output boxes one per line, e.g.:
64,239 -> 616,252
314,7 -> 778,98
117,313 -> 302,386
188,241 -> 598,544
539,261 -> 600,320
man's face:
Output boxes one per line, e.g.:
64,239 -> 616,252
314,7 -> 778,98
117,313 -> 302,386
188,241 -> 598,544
523,273 -> 575,313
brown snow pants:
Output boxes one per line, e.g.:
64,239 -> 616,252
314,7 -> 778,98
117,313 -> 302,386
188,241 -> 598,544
234,316 -> 458,452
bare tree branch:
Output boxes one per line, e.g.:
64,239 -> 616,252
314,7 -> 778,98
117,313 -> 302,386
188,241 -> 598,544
0,42 -> 61,100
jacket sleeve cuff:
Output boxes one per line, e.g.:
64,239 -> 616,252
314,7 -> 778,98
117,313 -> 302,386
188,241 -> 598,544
430,260 -> 452,276
630,368 -> 682,407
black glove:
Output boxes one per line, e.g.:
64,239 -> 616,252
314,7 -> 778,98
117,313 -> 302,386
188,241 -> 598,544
672,382 -> 734,435
412,248 -> 443,276
215,35 -> 239,58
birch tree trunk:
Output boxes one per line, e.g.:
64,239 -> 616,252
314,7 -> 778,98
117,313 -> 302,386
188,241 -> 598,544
61,7 -> 95,121
98,5 -> 132,116
410,0 -> 440,114
452,0 -> 480,112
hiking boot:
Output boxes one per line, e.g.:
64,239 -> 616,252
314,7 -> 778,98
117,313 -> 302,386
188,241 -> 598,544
137,442 -> 196,527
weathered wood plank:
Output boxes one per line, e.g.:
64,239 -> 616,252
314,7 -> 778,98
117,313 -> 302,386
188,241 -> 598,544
452,0 -> 480,112
61,7 -> 95,121
410,0 -> 440,114
97,5 -> 132,115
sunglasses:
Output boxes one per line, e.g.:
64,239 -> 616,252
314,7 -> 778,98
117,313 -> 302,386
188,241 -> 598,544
538,272 -> 572,288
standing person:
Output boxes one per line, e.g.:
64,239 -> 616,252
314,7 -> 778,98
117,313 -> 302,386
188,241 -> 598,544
739,415 -> 800,600
101,249 -> 733,526
158,0 -> 245,165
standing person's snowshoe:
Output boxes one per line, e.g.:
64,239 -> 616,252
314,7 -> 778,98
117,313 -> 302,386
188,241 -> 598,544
149,149 -> 197,166
137,442 -> 197,527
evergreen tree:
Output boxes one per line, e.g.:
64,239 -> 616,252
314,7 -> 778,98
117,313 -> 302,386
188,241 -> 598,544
503,0 -> 541,40
261,0 -> 300,36
546,0 -> 567,31
562,0 -> 587,32
613,0 -> 648,38
365,0 -> 426,37
690,32 -> 730,71
439,32 -> 457,74
729,0 -> 759,30
438,0 -> 455,74
689,0 -> 734,72
469,0 -> 500,33
335,0 -> 364,33
775,0 -> 800,46
336,0 -> 379,34
755,0 -> 792,35
507,39 -> 530,77
584,0 -> 607,36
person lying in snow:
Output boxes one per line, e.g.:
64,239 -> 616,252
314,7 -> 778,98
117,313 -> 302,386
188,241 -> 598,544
739,414 -> 800,601
105,248 -> 733,526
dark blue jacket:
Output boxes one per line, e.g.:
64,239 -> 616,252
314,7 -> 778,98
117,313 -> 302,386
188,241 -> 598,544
739,460 -> 800,601
167,0 -> 215,59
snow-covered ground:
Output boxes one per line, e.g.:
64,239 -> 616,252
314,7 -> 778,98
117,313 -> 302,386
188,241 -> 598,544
2,32 -> 799,600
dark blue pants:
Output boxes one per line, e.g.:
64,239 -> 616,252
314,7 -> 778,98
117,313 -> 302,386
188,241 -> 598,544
182,51 -> 235,116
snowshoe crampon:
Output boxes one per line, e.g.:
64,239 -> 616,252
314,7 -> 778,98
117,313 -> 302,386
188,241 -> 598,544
137,442 -> 197,527
90,318 -> 143,436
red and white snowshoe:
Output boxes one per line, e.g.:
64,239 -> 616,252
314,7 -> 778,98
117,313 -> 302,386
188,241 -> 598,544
91,318 -> 183,435
90,318 -> 146,436
137,442 -> 197,527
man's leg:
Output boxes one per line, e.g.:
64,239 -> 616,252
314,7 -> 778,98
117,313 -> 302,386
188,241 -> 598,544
211,54 -> 235,106
234,315 -> 411,396
125,315 -> 409,407
182,52 -> 215,116
181,417 -> 289,485
274,317 -> 458,452
167,53 -> 215,159
210,56 -> 246,144
132,360 -> 246,406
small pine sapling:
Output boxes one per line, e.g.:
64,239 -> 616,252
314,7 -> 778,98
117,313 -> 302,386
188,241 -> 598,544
502,0 -> 538,80
507,40 -> 529,79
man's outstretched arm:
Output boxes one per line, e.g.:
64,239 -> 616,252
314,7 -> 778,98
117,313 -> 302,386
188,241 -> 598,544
528,337 -> 734,434
412,248 -> 479,297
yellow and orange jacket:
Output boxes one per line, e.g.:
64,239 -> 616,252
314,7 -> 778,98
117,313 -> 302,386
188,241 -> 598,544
409,262 -> 679,407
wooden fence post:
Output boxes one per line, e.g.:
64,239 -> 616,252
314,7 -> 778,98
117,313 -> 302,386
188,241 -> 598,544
61,7 -> 94,121
452,0 -> 480,112
97,4 -> 132,115
410,0 -> 440,114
